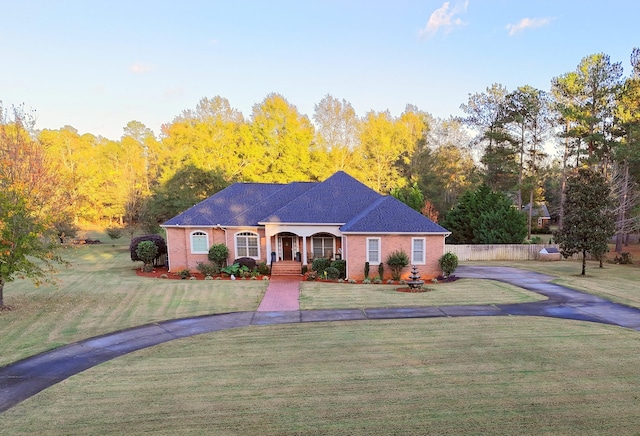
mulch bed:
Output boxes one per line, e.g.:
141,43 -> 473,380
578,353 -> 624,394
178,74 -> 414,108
135,268 -> 460,284
134,266 -> 268,280
396,287 -> 429,293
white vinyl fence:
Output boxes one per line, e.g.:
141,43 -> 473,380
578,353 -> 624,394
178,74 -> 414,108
445,244 -> 562,261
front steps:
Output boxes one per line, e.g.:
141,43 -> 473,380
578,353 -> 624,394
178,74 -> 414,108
271,261 -> 303,276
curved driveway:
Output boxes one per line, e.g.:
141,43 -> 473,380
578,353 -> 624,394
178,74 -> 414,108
2,265 -> 640,413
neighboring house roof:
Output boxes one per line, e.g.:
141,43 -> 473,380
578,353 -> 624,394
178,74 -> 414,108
522,203 -> 551,219
162,171 -> 448,234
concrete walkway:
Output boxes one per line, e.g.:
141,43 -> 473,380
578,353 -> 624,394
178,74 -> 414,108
3,265 -> 640,413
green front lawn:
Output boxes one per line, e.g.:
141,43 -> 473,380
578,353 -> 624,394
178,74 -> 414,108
2,317 -> 640,434
0,243 -> 267,367
300,278 -> 545,310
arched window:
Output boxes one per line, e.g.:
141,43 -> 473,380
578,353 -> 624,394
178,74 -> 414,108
235,231 -> 259,259
190,231 -> 209,254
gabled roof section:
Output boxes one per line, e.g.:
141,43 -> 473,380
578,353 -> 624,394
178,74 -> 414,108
522,202 -> 551,218
260,171 -> 382,224
340,196 -> 450,233
162,181 -> 316,227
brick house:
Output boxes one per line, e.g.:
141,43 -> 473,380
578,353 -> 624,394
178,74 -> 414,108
161,171 -> 450,280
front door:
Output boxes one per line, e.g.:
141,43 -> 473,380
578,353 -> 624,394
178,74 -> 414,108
282,237 -> 293,261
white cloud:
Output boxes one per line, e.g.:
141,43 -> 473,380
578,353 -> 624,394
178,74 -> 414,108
130,62 -> 153,74
505,17 -> 552,36
419,0 -> 469,40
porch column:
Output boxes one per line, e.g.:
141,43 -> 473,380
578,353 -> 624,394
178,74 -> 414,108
302,237 -> 307,264
265,234 -> 272,264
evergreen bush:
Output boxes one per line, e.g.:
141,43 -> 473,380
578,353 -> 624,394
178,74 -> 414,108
130,234 -> 167,263
136,240 -> 158,272
386,250 -> 409,281
438,252 -> 459,277
208,244 -> 229,267
196,261 -> 220,277
330,259 -> 346,279
325,266 -> 340,280
312,257 -> 331,273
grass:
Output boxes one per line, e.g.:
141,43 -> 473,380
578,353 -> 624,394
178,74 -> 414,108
0,242 -> 267,367
467,258 -> 640,309
300,279 -> 545,310
2,317 -> 640,434
3,234 -> 640,433
1,234 -> 547,367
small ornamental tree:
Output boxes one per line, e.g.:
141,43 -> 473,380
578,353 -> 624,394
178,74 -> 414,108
130,235 -> 167,264
136,240 -> 158,272
554,168 -> 616,276
386,250 -> 410,281
438,252 -> 459,277
208,244 -> 229,267
0,191 -> 68,309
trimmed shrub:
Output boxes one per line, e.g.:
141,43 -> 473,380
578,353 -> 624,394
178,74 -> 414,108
136,240 -> 158,271
233,257 -> 257,271
257,262 -> 270,275
386,250 -> 409,281
130,235 -> 167,263
438,252 -> 459,277
378,263 -> 384,280
208,244 -> 229,267
312,258 -> 331,273
330,259 -> 346,279
325,266 -> 340,280
106,226 -> 123,240
364,262 -> 370,279
196,261 -> 220,277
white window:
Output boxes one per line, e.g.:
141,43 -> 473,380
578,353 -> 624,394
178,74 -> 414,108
366,238 -> 381,264
412,238 -> 426,264
190,231 -> 209,254
236,232 -> 259,258
312,236 -> 334,258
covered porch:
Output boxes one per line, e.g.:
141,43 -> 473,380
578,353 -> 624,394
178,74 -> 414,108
264,224 -> 343,268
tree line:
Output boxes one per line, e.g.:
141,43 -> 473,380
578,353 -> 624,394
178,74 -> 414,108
1,48 -> 640,306
2,49 -> 640,241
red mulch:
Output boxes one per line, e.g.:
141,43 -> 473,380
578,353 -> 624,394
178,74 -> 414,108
396,287 -> 429,293
134,266 -> 270,280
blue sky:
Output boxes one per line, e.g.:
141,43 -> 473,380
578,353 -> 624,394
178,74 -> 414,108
2,0 -> 638,140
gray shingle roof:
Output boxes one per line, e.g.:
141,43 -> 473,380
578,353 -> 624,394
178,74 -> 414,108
162,171 -> 449,234
260,171 -> 382,224
162,182 -> 314,227
522,202 -> 551,218
340,196 -> 450,233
